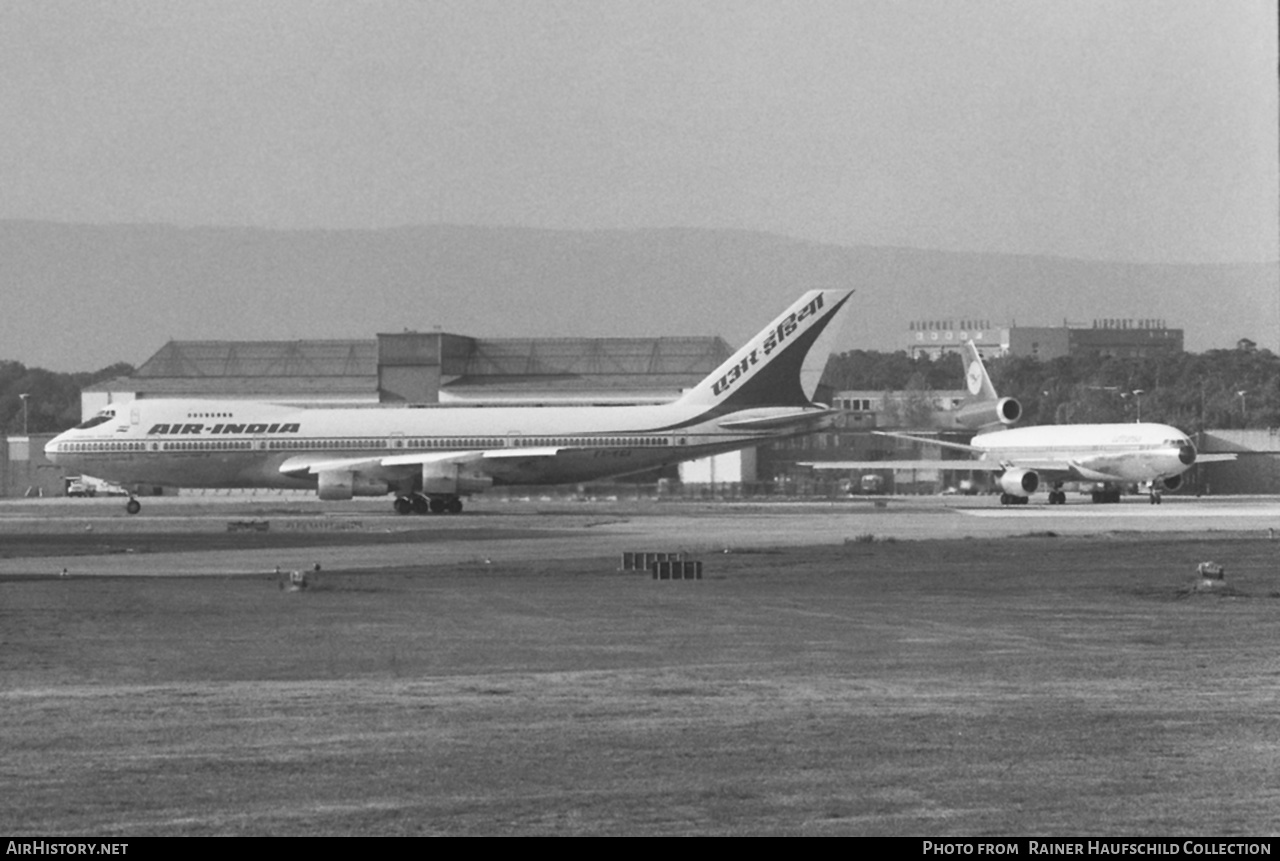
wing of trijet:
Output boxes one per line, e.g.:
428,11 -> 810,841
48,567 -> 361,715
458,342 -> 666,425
802,430 -> 1079,482
800,459 -> 1003,471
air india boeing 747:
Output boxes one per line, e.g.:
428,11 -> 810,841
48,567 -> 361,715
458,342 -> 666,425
47,290 -> 853,514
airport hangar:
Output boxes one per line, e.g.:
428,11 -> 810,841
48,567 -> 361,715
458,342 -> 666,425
1,321 -> 1271,498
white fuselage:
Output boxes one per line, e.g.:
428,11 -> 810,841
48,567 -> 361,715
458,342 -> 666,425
45,398 -> 832,492
972,422 -> 1195,483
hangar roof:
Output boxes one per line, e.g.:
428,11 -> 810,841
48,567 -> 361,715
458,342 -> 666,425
84,335 -> 732,401
454,337 -> 732,378
133,340 -> 376,378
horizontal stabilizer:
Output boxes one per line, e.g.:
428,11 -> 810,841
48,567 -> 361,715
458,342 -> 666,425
717,407 -> 838,430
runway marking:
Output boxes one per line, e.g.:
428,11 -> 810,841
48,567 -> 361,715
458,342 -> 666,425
961,504 -> 1280,518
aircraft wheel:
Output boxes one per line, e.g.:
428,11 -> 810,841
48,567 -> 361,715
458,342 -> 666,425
1000,493 -> 1010,506
411,495 -> 431,515
428,497 -> 448,514
393,496 -> 412,515
125,498 -> 141,515
446,497 -> 463,514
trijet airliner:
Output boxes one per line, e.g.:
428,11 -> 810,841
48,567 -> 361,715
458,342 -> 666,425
47,290 -> 853,514
807,340 -> 1232,505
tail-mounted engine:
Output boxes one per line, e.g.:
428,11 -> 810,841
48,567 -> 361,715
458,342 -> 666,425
998,468 -> 1039,497
953,396 -> 1022,430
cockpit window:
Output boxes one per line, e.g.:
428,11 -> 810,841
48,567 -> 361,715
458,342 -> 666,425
74,411 -> 115,430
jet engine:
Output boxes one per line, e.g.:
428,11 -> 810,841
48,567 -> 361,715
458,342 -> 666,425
317,470 -> 389,500
953,396 -> 1022,430
1155,474 -> 1183,492
998,468 -> 1039,497
421,462 -> 494,496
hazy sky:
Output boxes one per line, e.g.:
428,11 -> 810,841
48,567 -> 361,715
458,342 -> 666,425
1,0 -> 1276,264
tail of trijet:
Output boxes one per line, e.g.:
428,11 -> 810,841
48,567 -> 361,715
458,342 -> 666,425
951,340 -> 1022,431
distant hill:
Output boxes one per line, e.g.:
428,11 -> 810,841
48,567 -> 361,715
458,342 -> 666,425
1,221 -> 1274,372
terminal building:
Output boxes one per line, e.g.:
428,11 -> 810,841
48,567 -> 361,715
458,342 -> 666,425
907,318 -> 1184,361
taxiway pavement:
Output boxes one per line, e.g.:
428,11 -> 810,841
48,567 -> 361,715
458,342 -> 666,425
1,495 -> 1277,577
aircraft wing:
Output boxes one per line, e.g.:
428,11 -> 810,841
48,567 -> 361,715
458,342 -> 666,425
381,447 -> 565,466
802,460 -> 1001,471
280,447 -> 566,477
1194,453 -> 1237,463
867,432 -> 1136,482
871,431 -> 986,454
279,454 -> 391,477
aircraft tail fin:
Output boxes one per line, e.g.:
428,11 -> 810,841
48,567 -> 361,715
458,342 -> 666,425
952,340 -> 1022,430
675,290 -> 853,410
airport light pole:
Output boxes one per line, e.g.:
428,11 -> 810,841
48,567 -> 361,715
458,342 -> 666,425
18,393 -> 29,435
1132,389 -> 1144,423
1237,390 -> 1248,425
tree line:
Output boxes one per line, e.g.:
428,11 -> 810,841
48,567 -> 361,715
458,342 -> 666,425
0,361 -> 134,435
822,348 -> 1280,432
3,347 -> 1276,437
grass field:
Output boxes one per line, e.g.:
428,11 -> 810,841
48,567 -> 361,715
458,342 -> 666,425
3,527 -> 1280,835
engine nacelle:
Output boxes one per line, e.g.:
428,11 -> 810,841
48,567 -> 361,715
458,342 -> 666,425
953,396 -> 1022,430
998,468 -> 1039,497
1155,474 -> 1183,492
317,470 -> 389,500
421,462 -> 494,496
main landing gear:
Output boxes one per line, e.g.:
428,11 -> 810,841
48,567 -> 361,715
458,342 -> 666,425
999,493 -> 1029,505
393,493 -> 464,515
1047,483 -> 1067,505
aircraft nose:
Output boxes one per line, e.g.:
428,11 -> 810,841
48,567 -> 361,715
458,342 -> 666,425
1178,442 -> 1196,466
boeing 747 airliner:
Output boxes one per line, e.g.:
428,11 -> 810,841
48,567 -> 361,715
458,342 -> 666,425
47,290 -> 853,514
